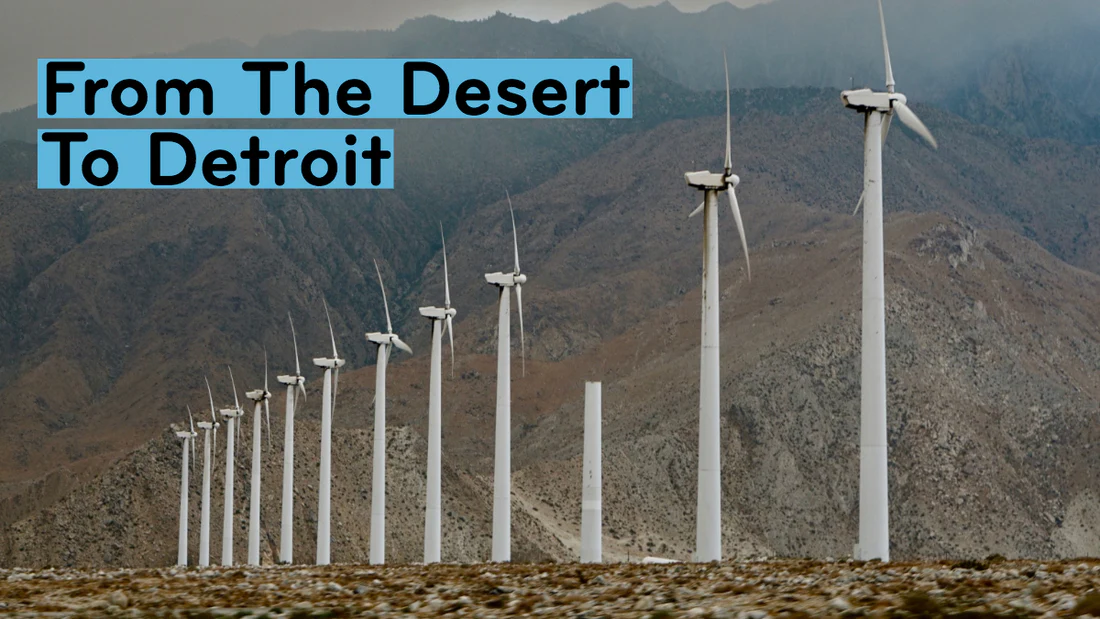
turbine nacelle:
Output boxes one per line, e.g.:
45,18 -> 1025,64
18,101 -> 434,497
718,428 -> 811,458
245,389 -> 271,402
685,171 -> 738,191
276,374 -> 305,386
313,357 -> 346,369
418,306 -> 457,321
196,421 -> 214,430
219,408 -> 243,420
176,430 -> 196,439
366,331 -> 412,355
484,272 -> 526,288
841,88 -> 905,113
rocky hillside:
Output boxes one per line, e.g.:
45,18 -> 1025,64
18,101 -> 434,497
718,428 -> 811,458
6,210 -> 1100,566
2,6 -> 1100,568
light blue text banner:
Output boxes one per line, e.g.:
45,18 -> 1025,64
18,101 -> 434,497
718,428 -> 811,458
38,58 -> 633,119
38,129 -> 395,189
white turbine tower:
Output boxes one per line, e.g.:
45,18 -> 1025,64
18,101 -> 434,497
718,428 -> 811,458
277,313 -> 307,564
842,0 -> 937,562
366,260 -> 413,565
484,192 -> 528,563
313,299 -> 344,566
418,224 -> 457,564
220,366 -> 245,566
197,378 -> 220,567
176,408 -> 197,567
683,52 -> 751,563
581,382 -> 602,563
245,351 -> 274,566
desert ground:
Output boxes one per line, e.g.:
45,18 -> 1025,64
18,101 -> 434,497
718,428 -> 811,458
3,558 -> 1100,617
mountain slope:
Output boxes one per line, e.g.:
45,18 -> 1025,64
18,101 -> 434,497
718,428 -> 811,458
7,211 -> 1100,565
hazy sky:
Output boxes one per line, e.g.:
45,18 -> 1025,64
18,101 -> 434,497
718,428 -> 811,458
0,0 -> 767,113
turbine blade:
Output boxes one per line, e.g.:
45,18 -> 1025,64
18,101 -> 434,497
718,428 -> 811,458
853,188 -> 866,217
332,369 -> 339,414
264,347 -> 269,392
882,112 -> 893,147
188,405 -> 196,469
507,191 -> 520,274
299,381 -> 307,402
394,336 -> 413,355
228,365 -> 240,410
446,315 -> 455,380
893,100 -> 938,149
374,259 -> 393,334
688,201 -> 704,219
323,297 -> 338,359
878,0 -> 895,92
723,49 -> 732,174
213,425 -> 217,468
264,399 -> 272,450
205,375 -> 216,422
727,185 -> 752,281
289,311 -> 301,377
440,222 -> 451,308
516,283 -> 526,378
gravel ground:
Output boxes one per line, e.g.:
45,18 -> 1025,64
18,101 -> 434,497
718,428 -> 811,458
3,559 -> 1100,617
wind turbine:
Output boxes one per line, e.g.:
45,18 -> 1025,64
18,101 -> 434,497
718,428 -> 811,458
197,376 -> 220,567
313,299 -> 344,566
245,351 -> 274,566
277,313 -> 307,564
366,260 -> 413,565
682,51 -> 751,563
841,0 -> 937,563
418,224 -> 457,564
220,366 -> 245,566
176,408 -> 197,567
483,192 -> 528,563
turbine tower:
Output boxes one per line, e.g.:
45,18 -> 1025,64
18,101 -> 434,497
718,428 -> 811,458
245,351 -> 274,566
418,224 -> 457,564
581,382 -> 602,563
198,377 -> 220,567
683,52 -> 751,563
176,408 -> 197,567
483,192 -> 528,563
313,299 -> 344,565
277,313 -> 307,564
841,0 -> 937,562
366,260 -> 413,565
220,366 -> 245,566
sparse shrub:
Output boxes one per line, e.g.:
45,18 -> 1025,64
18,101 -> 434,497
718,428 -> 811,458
951,559 -> 988,571
1074,592 -> 1100,616
898,590 -> 941,618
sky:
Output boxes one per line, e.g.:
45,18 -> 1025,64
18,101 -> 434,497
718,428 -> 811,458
0,0 -> 768,113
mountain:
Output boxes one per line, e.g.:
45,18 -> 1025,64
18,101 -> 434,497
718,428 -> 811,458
559,0 -> 1100,143
2,4 -> 1100,566
7,208 -> 1100,565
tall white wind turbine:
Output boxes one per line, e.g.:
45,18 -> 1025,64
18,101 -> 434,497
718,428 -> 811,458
220,366 -> 245,566
418,224 -> 457,564
176,408 -> 197,566
841,0 -> 937,562
483,193 -> 528,563
366,260 -> 413,565
245,352 -> 274,566
683,52 -> 751,563
197,377 -> 220,567
276,313 -> 307,564
313,299 -> 345,565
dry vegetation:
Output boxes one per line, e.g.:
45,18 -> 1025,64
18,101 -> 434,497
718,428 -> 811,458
4,559 -> 1100,617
